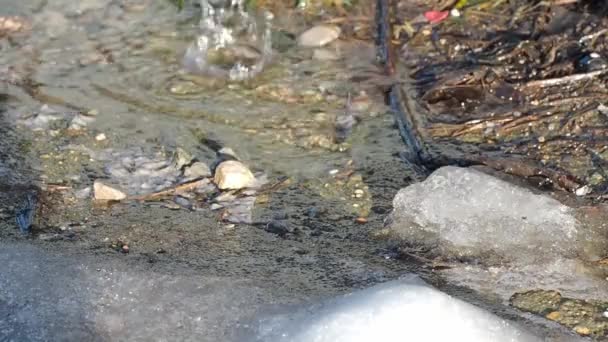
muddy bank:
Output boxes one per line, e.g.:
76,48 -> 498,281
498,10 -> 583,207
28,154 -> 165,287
382,0 -> 608,195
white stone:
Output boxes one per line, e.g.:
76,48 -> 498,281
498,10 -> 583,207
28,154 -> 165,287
93,180 -> 127,201
213,160 -> 256,190
312,48 -> 340,61
297,25 -> 341,48
210,203 -> 224,210
575,185 -> 592,197
388,166 -> 588,263
95,133 -> 107,141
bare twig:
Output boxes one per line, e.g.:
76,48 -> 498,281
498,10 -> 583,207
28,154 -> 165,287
552,0 -> 578,5
322,16 -> 371,25
427,108 -> 563,138
522,70 -> 608,89
474,157 -> 582,192
130,178 -> 209,201
498,112 -> 560,133
45,184 -> 72,192
579,28 -> 608,43
541,95 -> 605,107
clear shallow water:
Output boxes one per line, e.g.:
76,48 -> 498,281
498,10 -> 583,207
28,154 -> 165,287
0,0 -> 420,339
0,0 -> 589,340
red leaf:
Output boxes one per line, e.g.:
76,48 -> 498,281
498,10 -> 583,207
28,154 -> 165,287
424,10 -> 449,24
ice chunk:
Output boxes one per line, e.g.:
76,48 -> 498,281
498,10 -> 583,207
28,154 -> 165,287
251,275 -> 540,342
441,258 -> 608,303
387,166 -> 591,263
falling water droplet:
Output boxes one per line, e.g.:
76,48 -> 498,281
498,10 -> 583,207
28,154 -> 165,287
183,0 -> 273,80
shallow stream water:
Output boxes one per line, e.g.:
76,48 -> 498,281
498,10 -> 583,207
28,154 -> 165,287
0,0 -> 593,340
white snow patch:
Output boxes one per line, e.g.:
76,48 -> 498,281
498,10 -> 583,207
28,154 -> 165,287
253,275 -> 540,342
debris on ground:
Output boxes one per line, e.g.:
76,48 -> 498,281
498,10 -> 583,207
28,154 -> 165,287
379,0 -> 608,195
511,289 -> 608,338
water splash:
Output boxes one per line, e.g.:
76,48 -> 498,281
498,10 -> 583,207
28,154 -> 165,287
183,0 -> 274,81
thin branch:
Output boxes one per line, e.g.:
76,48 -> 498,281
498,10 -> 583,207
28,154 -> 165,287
579,28 -> 608,43
522,70 -> 608,89
130,178 -> 209,201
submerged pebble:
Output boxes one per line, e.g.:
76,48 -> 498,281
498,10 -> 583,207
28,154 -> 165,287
93,180 -> 127,201
350,92 -> 372,113
173,196 -> 192,209
171,147 -> 194,170
214,191 -> 237,203
184,161 -> 212,179
75,187 -> 91,199
335,113 -> 359,143
69,113 -> 95,130
19,105 -> 65,130
264,220 -> 293,236
297,25 -> 341,47
162,202 -> 181,210
312,48 -> 340,61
